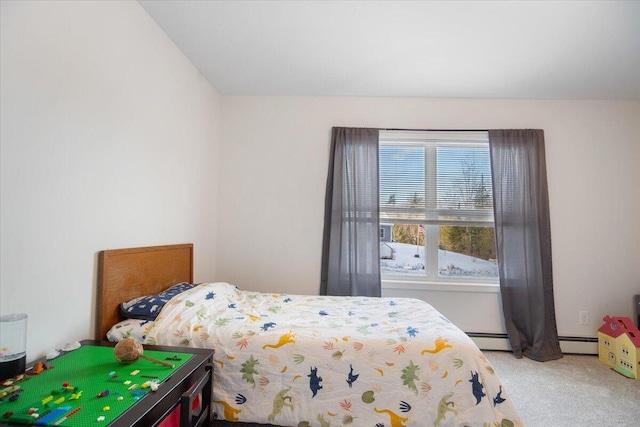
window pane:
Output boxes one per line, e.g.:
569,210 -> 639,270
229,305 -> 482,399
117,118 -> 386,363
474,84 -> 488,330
379,223 -> 426,276
379,143 -> 494,225
380,145 -> 425,209
380,224 -> 498,278
379,223 -> 498,278
437,146 -> 493,212
438,225 -> 498,278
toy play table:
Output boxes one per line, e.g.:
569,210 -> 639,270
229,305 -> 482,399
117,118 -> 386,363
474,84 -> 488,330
0,340 -> 213,427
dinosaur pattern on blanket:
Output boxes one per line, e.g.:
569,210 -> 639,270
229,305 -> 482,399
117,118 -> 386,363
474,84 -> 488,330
145,282 -> 522,426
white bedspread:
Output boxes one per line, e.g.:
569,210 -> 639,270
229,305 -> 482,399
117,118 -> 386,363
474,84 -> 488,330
145,282 -> 522,427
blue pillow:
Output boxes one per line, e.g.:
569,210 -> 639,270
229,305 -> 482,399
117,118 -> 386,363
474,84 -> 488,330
120,282 -> 197,320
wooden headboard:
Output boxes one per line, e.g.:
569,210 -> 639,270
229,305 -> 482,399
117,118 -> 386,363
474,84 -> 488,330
95,244 -> 193,340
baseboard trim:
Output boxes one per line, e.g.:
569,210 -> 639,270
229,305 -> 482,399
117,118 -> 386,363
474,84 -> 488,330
467,332 -> 598,355
468,333 -> 511,351
557,336 -> 598,355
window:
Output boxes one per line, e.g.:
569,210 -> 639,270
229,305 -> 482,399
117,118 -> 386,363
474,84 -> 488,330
379,130 -> 498,284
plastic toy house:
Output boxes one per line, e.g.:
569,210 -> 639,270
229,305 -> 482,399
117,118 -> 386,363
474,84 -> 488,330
597,316 -> 640,379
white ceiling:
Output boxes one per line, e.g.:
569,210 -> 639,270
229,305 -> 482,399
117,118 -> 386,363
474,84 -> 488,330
139,0 -> 640,99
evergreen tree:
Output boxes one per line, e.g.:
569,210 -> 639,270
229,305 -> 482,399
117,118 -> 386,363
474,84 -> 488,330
439,159 -> 496,260
409,192 -> 423,206
392,224 -> 424,246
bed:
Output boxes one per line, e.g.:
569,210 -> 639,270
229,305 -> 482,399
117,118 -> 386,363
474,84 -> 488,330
97,244 -> 522,427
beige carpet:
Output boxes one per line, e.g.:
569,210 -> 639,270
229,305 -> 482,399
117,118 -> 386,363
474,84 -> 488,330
484,351 -> 640,427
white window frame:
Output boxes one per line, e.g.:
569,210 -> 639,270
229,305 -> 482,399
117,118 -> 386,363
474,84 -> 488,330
379,130 -> 499,292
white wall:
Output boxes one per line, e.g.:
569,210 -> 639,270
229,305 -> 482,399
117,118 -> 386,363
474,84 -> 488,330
0,1 -> 221,359
218,96 -> 640,339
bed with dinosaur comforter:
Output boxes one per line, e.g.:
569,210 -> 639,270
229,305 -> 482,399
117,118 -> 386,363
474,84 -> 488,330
134,282 -> 521,426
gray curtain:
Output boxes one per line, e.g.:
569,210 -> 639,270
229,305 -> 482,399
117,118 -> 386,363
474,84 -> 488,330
321,127 -> 381,297
489,129 -> 563,362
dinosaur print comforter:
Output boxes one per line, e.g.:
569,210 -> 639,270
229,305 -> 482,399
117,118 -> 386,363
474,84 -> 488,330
144,282 -> 522,427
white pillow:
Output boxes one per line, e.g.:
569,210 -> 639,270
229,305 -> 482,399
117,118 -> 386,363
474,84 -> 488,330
106,318 -> 153,342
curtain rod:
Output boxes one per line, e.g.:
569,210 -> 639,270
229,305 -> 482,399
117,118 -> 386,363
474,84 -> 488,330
382,128 -> 489,132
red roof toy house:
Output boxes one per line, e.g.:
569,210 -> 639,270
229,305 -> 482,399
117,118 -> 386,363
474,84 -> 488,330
597,316 -> 640,379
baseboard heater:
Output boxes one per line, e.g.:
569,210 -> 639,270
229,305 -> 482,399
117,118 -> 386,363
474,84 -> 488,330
467,332 -> 599,355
